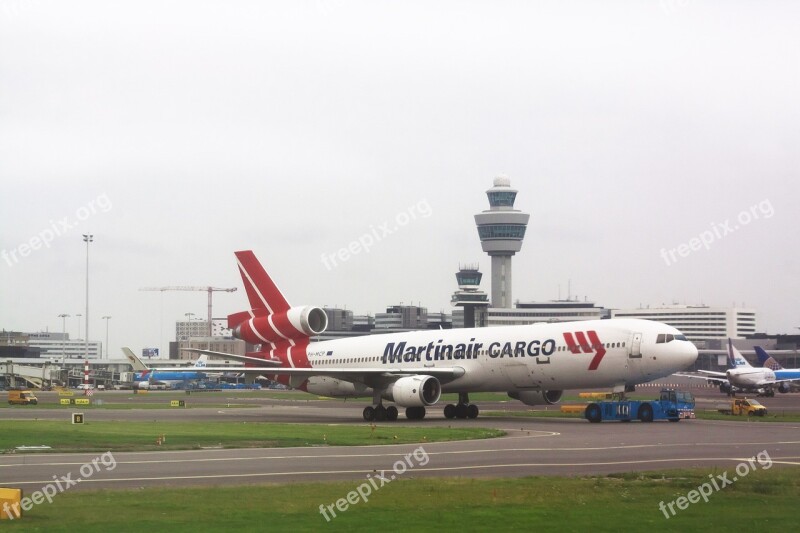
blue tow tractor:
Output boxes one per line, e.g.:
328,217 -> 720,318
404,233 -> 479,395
584,389 -> 696,423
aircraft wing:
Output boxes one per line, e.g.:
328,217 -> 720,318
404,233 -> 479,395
696,370 -> 727,377
181,349 -> 283,366
757,377 -> 800,385
675,373 -> 728,384
150,366 -> 467,388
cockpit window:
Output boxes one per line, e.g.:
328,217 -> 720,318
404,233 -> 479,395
656,333 -> 677,344
674,334 -> 687,341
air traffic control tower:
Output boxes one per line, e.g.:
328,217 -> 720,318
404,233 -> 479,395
451,264 -> 489,328
474,176 -> 530,308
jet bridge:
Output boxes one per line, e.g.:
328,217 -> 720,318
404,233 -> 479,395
1,362 -> 61,389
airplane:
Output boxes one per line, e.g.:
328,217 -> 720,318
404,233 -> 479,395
155,250 -> 698,421
122,348 -> 209,389
755,346 -> 800,393
679,341 -> 800,397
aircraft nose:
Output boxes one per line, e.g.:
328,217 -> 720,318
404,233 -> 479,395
684,342 -> 698,368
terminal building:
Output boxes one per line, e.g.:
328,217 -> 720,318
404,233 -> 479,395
610,305 -> 757,346
486,300 -> 608,327
2,331 -> 102,359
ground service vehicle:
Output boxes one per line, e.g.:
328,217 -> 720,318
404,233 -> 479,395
717,398 -> 767,416
584,389 -> 695,423
7,389 -> 38,405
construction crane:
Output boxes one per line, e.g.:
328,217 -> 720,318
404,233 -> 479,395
139,286 -> 238,337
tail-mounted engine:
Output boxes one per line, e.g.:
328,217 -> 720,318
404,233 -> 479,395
229,306 -> 328,345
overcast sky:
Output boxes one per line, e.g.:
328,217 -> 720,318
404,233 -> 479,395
2,1 -> 798,357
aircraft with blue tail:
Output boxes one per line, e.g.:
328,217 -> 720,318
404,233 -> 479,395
122,348 -> 209,389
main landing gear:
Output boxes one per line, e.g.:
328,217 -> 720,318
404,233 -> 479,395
443,393 -> 479,419
362,404 -> 398,422
363,390 -> 402,422
362,404 -> 425,421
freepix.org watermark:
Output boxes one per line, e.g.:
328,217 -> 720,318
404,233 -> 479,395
658,449 -> 772,519
319,446 -> 429,522
320,199 -> 432,271
659,199 -> 774,266
2,193 -> 112,268
2,451 -> 117,520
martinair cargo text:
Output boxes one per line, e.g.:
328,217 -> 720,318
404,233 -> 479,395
163,250 -> 698,421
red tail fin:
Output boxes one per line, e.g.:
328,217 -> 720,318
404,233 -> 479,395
234,251 -> 291,314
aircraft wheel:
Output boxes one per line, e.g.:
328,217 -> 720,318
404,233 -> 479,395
386,406 -> 398,421
443,404 -> 456,419
363,406 -> 375,422
455,403 -> 468,419
375,405 -> 387,421
467,404 -> 479,419
406,406 -> 426,420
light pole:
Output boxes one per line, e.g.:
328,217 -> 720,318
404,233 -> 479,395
83,234 -> 93,360
58,314 -> 70,361
102,316 -> 111,358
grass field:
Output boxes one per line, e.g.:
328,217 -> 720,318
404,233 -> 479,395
0,402 -> 259,410
0,420 -> 504,453
2,469 -> 795,531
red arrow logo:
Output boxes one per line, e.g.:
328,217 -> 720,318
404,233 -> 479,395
563,330 -> 607,370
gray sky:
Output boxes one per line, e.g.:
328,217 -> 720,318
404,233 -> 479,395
2,0 -> 798,357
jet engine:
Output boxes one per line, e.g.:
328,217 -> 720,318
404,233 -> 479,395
778,382 -> 792,394
383,375 -> 442,407
508,390 -> 563,406
232,306 -> 328,344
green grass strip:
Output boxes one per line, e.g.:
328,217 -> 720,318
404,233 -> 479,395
1,469 -> 796,531
0,420 -> 504,453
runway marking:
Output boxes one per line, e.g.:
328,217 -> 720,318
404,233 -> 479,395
4,443 -> 800,469
8,456 -> 800,486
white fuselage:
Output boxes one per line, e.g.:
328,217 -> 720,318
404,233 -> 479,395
727,367 -> 774,388
292,318 -> 697,398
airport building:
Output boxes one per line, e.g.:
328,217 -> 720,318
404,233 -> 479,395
176,318 -> 231,341
486,300 -> 608,327
1,331 -> 42,359
610,305 -> 757,345
171,318 -> 247,360
313,309 -> 374,341
1,331 -> 103,359
375,305 -> 429,331
323,308 -> 354,331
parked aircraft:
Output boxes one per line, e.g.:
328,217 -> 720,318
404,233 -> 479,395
680,340 -> 800,396
122,348 -> 208,389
